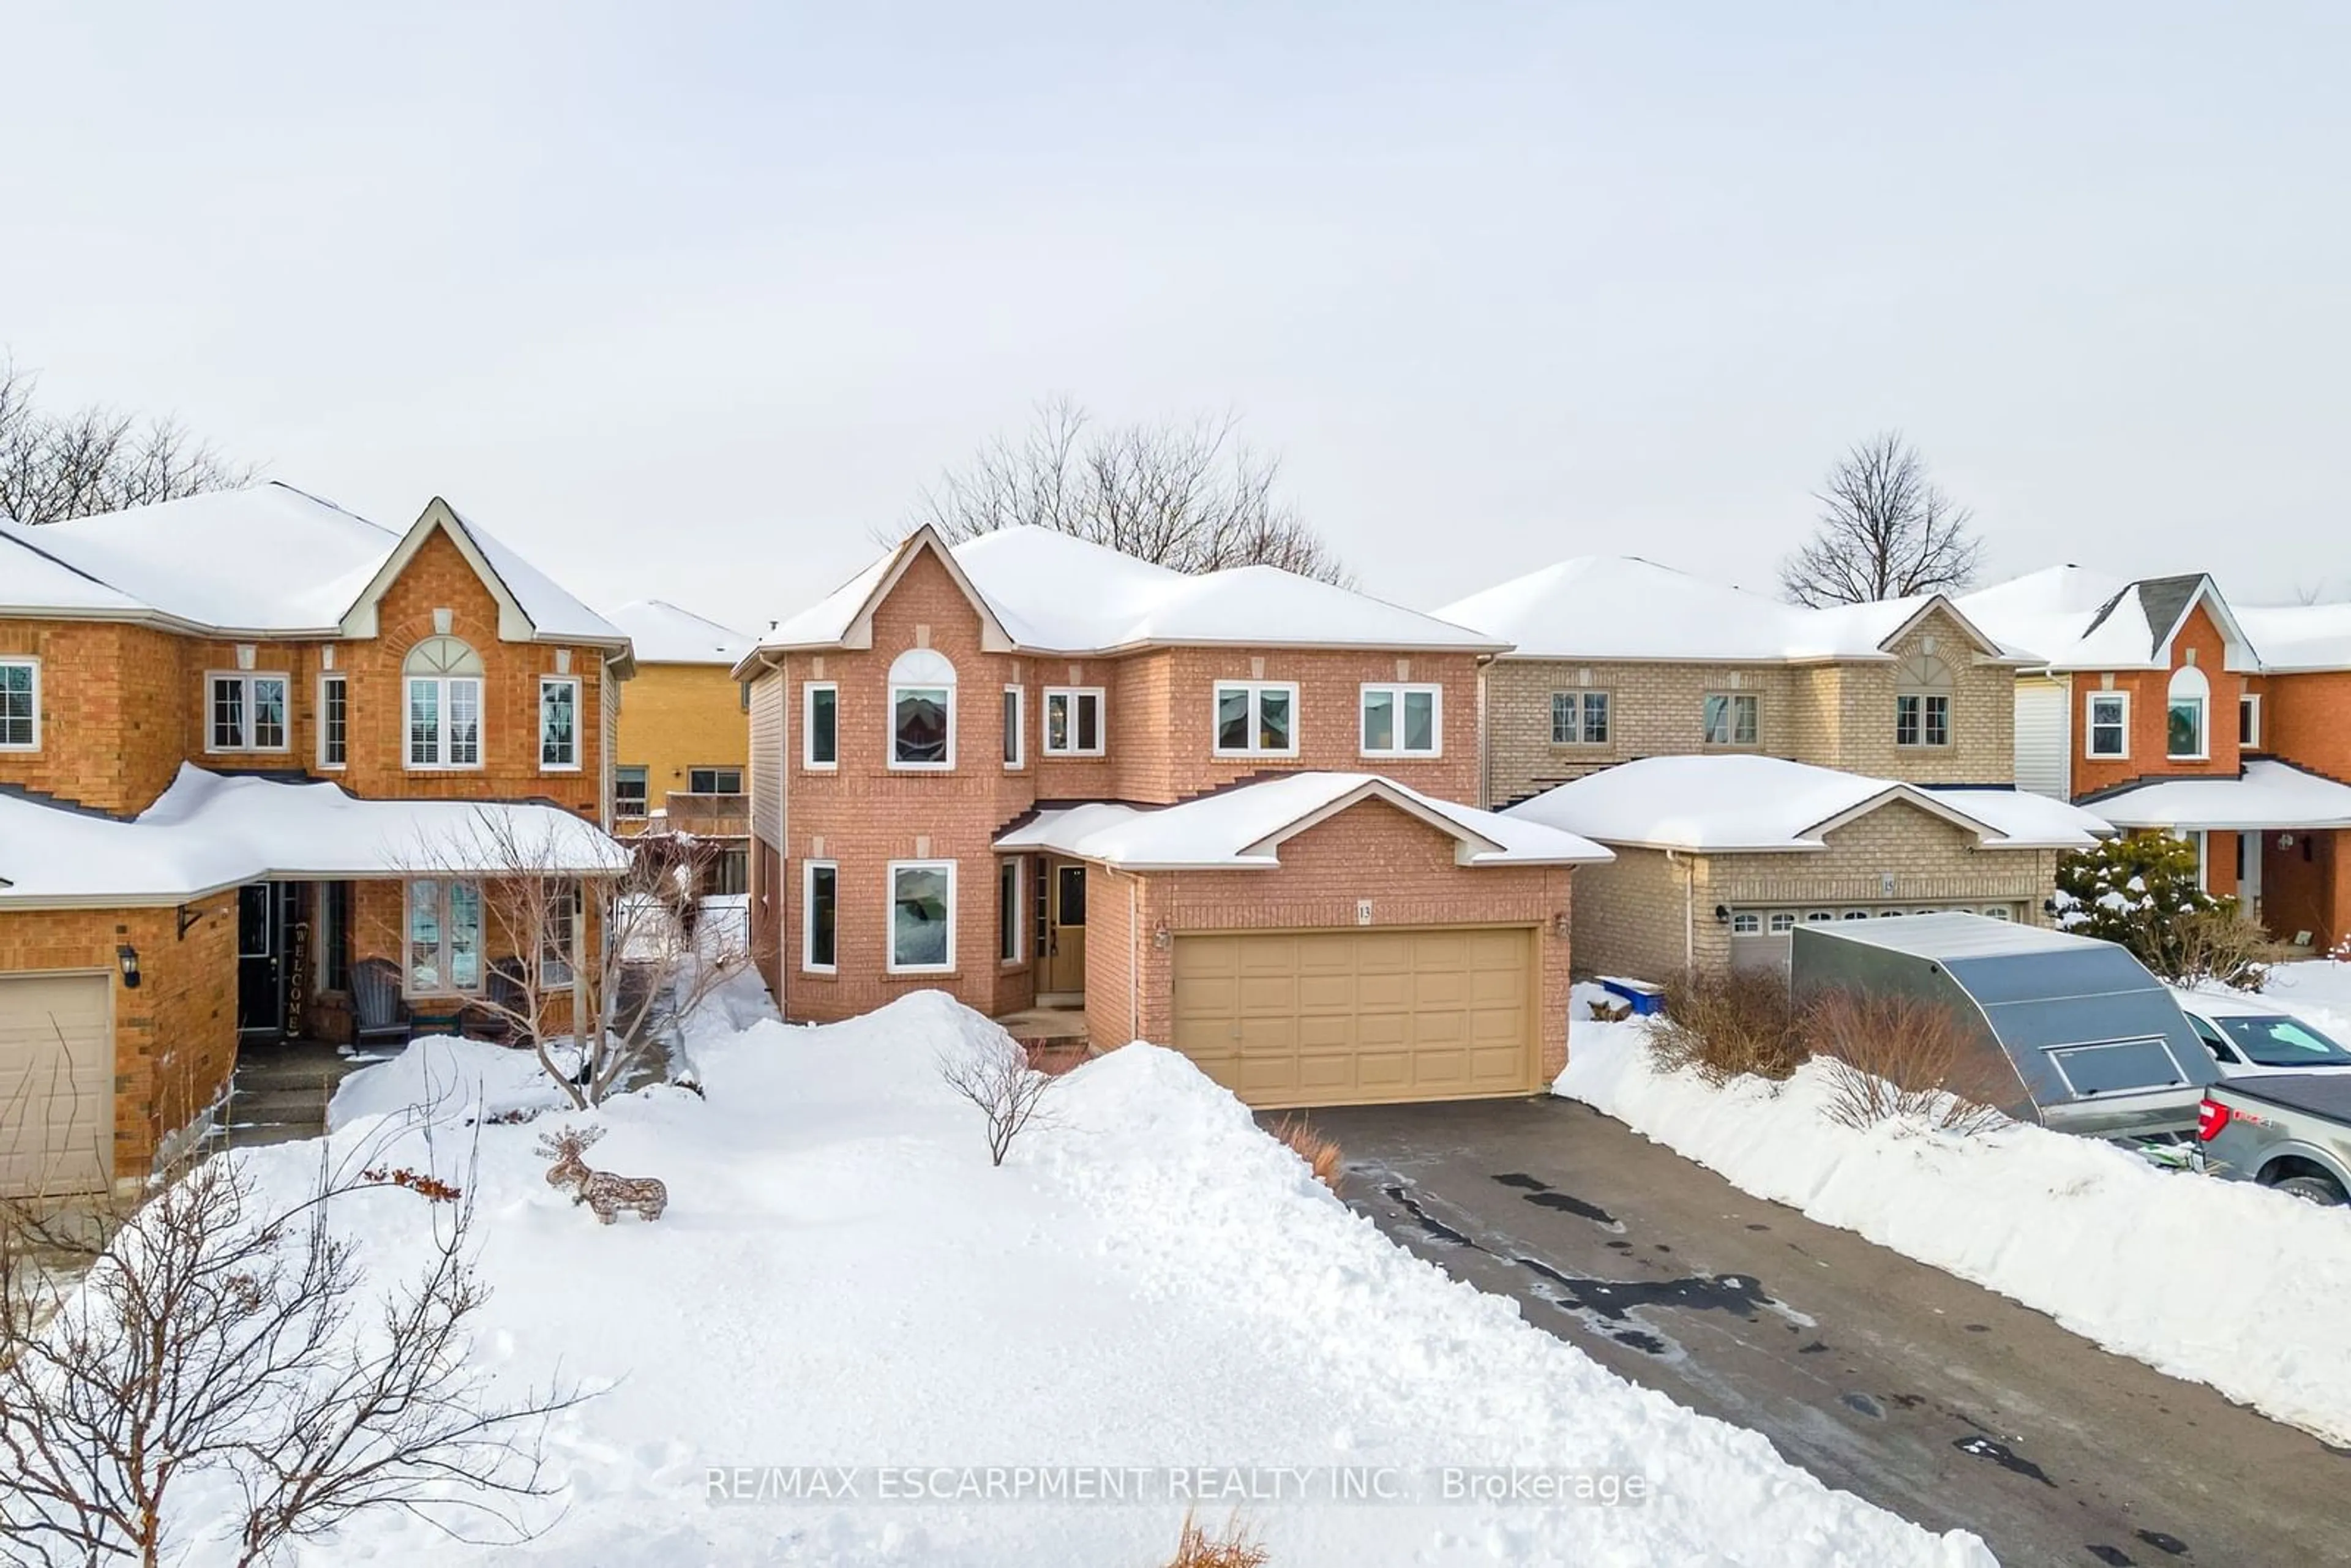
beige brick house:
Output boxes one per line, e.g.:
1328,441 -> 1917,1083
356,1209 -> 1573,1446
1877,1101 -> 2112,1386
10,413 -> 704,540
0,484 -> 632,1191
733,526 -> 1611,1109
1434,557 -> 2103,979
1436,556 -> 2027,806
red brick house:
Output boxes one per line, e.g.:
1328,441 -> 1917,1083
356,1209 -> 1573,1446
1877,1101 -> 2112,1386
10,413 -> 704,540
733,527 -> 1610,1109
1960,568 -> 2351,951
0,483 -> 633,1193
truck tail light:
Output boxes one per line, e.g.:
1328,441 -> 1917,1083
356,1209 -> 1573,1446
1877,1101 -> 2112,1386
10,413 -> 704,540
2196,1098 -> 2233,1142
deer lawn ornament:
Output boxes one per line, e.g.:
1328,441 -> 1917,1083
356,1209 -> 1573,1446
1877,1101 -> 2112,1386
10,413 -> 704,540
537,1125 -> 667,1225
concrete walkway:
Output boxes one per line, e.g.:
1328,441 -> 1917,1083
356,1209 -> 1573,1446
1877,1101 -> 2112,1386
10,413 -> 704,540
1292,1096 -> 2348,1568
212,1040 -> 388,1150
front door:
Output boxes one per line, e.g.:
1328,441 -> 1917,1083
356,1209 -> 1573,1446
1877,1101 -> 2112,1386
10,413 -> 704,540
1038,858 -> 1088,999
236,882 -> 287,1036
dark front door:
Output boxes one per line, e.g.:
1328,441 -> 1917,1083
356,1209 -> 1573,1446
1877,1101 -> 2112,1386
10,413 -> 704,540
236,882 -> 286,1035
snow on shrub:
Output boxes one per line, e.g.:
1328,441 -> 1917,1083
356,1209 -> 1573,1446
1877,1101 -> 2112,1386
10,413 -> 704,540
1644,968 -> 1807,1084
1804,989 -> 2010,1136
2053,832 -> 2273,989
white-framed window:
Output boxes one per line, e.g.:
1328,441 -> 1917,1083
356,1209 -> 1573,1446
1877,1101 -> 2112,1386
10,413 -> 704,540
615,765 -> 649,820
207,672 -> 291,752
317,673 -> 347,768
998,857 -> 1022,965
887,860 -> 955,973
2240,692 -> 2262,748
1551,690 -> 1610,746
404,877 -> 482,995
1895,693 -> 1951,748
1002,685 -> 1024,769
888,649 -> 956,770
539,675 -> 581,770
1982,906 -> 2013,920
1703,692 -> 1759,747
405,636 -> 483,770
2167,666 -> 2209,760
1839,909 -> 1871,921
1043,687 -> 1106,756
0,658 -> 40,749
2086,691 -> 2130,759
1805,910 -> 1835,923
1213,680 -> 1298,757
1730,912 -> 1762,936
688,766 -> 743,793
803,860 -> 838,972
804,682 -> 838,770
1360,683 -> 1441,757
1768,912 -> 1798,935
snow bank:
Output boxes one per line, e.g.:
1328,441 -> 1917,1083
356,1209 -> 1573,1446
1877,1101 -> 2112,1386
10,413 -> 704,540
1554,993 -> 2351,1446
201,991 -> 1989,1566
326,1033 -> 582,1130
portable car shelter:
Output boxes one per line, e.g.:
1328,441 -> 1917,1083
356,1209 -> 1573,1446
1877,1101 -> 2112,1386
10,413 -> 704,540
1788,912 -> 2216,1138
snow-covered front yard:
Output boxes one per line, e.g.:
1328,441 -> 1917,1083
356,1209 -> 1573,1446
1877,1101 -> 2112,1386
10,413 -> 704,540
1554,977 -> 2351,1449
173,979 -> 1995,1566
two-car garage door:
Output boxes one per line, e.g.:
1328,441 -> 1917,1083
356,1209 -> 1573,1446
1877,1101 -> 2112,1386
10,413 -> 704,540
0,973 -> 114,1196
1171,926 -> 1537,1108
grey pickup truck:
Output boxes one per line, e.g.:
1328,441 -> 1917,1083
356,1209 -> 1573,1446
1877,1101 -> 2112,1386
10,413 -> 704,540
2196,1074 -> 2351,1206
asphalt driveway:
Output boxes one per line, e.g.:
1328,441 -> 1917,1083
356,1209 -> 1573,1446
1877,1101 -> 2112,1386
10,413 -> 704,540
1290,1095 -> 2347,1568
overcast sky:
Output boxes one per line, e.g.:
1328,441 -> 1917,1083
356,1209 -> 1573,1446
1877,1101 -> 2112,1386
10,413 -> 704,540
4,3 -> 2345,631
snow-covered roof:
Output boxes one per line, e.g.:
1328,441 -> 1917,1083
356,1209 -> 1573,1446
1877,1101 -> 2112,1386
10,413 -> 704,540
1,483 -> 396,629
0,484 -> 626,655
1504,756 -> 2110,854
604,599 -> 756,666
2084,760 -> 2351,832
2234,603 -> 2351,673
0,766 -> 627,907
1432,557 -> 2020,664
1958,566 -> 2257,673
1797,909 -> 2110,960
994,771 -> 1612,871
747,527 -> 1505,662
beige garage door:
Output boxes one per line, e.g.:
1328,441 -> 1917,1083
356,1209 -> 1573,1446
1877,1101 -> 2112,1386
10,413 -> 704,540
0,973 -> 114,1197
1171,927 -> 1536,1108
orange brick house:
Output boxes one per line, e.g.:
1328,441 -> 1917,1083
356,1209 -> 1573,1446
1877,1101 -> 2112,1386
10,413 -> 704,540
0,483 -> 632,1193
1960,568 -> 2351,952
733,527 -> 1611,1109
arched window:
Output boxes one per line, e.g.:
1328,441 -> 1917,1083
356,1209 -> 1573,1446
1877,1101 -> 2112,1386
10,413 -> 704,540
888,648 -> 956,769
1894,651 -> 1953,749
2167,665 -> 2210,760
405,635 -> 484,768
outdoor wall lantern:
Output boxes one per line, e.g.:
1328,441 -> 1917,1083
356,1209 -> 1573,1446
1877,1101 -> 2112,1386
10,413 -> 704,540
1152,921 -> 1171,951
1551,911 -> 1570,939
117,944 -> 141,989
1713,905 -> 1730,924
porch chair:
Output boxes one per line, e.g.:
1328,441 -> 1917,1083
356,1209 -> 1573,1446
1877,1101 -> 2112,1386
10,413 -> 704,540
468,958 -> 532,1046
351,958 -> 411,1050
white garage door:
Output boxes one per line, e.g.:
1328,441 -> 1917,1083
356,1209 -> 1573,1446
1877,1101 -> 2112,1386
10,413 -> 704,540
0,973 -> 114,1196
1730,904 -> 2025,974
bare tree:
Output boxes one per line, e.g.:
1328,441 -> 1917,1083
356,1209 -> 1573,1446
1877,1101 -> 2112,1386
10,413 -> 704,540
385,809 -> 749,1111
0,1105 -> 587,1566
0,354 -> 261,526
937,1032 -> 1058,1167
907,396 -> 1353,585
1780,431 -> 1983,606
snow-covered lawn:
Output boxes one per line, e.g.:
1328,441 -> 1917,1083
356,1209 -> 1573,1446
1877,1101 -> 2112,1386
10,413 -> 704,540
1553,984 -> 2351,1448
183,981 -> 1997,1566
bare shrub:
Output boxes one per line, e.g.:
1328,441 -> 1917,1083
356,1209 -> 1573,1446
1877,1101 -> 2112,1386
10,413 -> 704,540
938,1030 -> 1057,1167
1272,1116 -> 1343,1194
2170,907 -> 2283,992
1644,969 -> 1807,1085
0,1133 -> 587,1566
1166,1509 -> 1270,1568
1804,989 -> 2013,1136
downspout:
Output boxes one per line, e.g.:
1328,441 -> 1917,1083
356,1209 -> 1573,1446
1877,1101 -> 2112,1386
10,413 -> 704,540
1668,849 -> 1694,973
1129,874 -> 1142,1045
